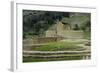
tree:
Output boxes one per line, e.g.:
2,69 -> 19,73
73,24 -> 79,30
23,10 -> 70,38
81,21 -> 91,32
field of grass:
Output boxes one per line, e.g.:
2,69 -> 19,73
23,37 -> 91,62
32,41 -> 83,51
83,31 -> 91,39
23,41 -> 90,62
23,56 -> 83,62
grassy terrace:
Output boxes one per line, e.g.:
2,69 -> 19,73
23,56 -> 83,62
32,41 -> 83,51
23,53 -> 90,62
83,31 -> 91,39
23,41 -> 91,62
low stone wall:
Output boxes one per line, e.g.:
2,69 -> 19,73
36,37 -> 64,43
45,30 -> 83,39
23,36 -> 64,45
57,30 -> 83,39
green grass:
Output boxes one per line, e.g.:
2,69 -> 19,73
83,31 -> 91,39
32,41 -> 82,51
23,56 -> 83,62
23,52 -> 90,62
24,40 -> 90,62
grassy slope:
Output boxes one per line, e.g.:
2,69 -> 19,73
32,41 -> 83,51
23,41 -> 86,62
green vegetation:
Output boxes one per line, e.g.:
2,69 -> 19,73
23,10 -> 70,38
32,41 -> 82,51
23,56 -> 83,62
83,31 -> 91,39
23,10 -> 91,39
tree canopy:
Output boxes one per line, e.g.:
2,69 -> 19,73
23,10 -> 70,37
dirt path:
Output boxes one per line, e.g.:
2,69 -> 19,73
23,49 -> 90,54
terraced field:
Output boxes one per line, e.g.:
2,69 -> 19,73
23,40 -> 91,62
